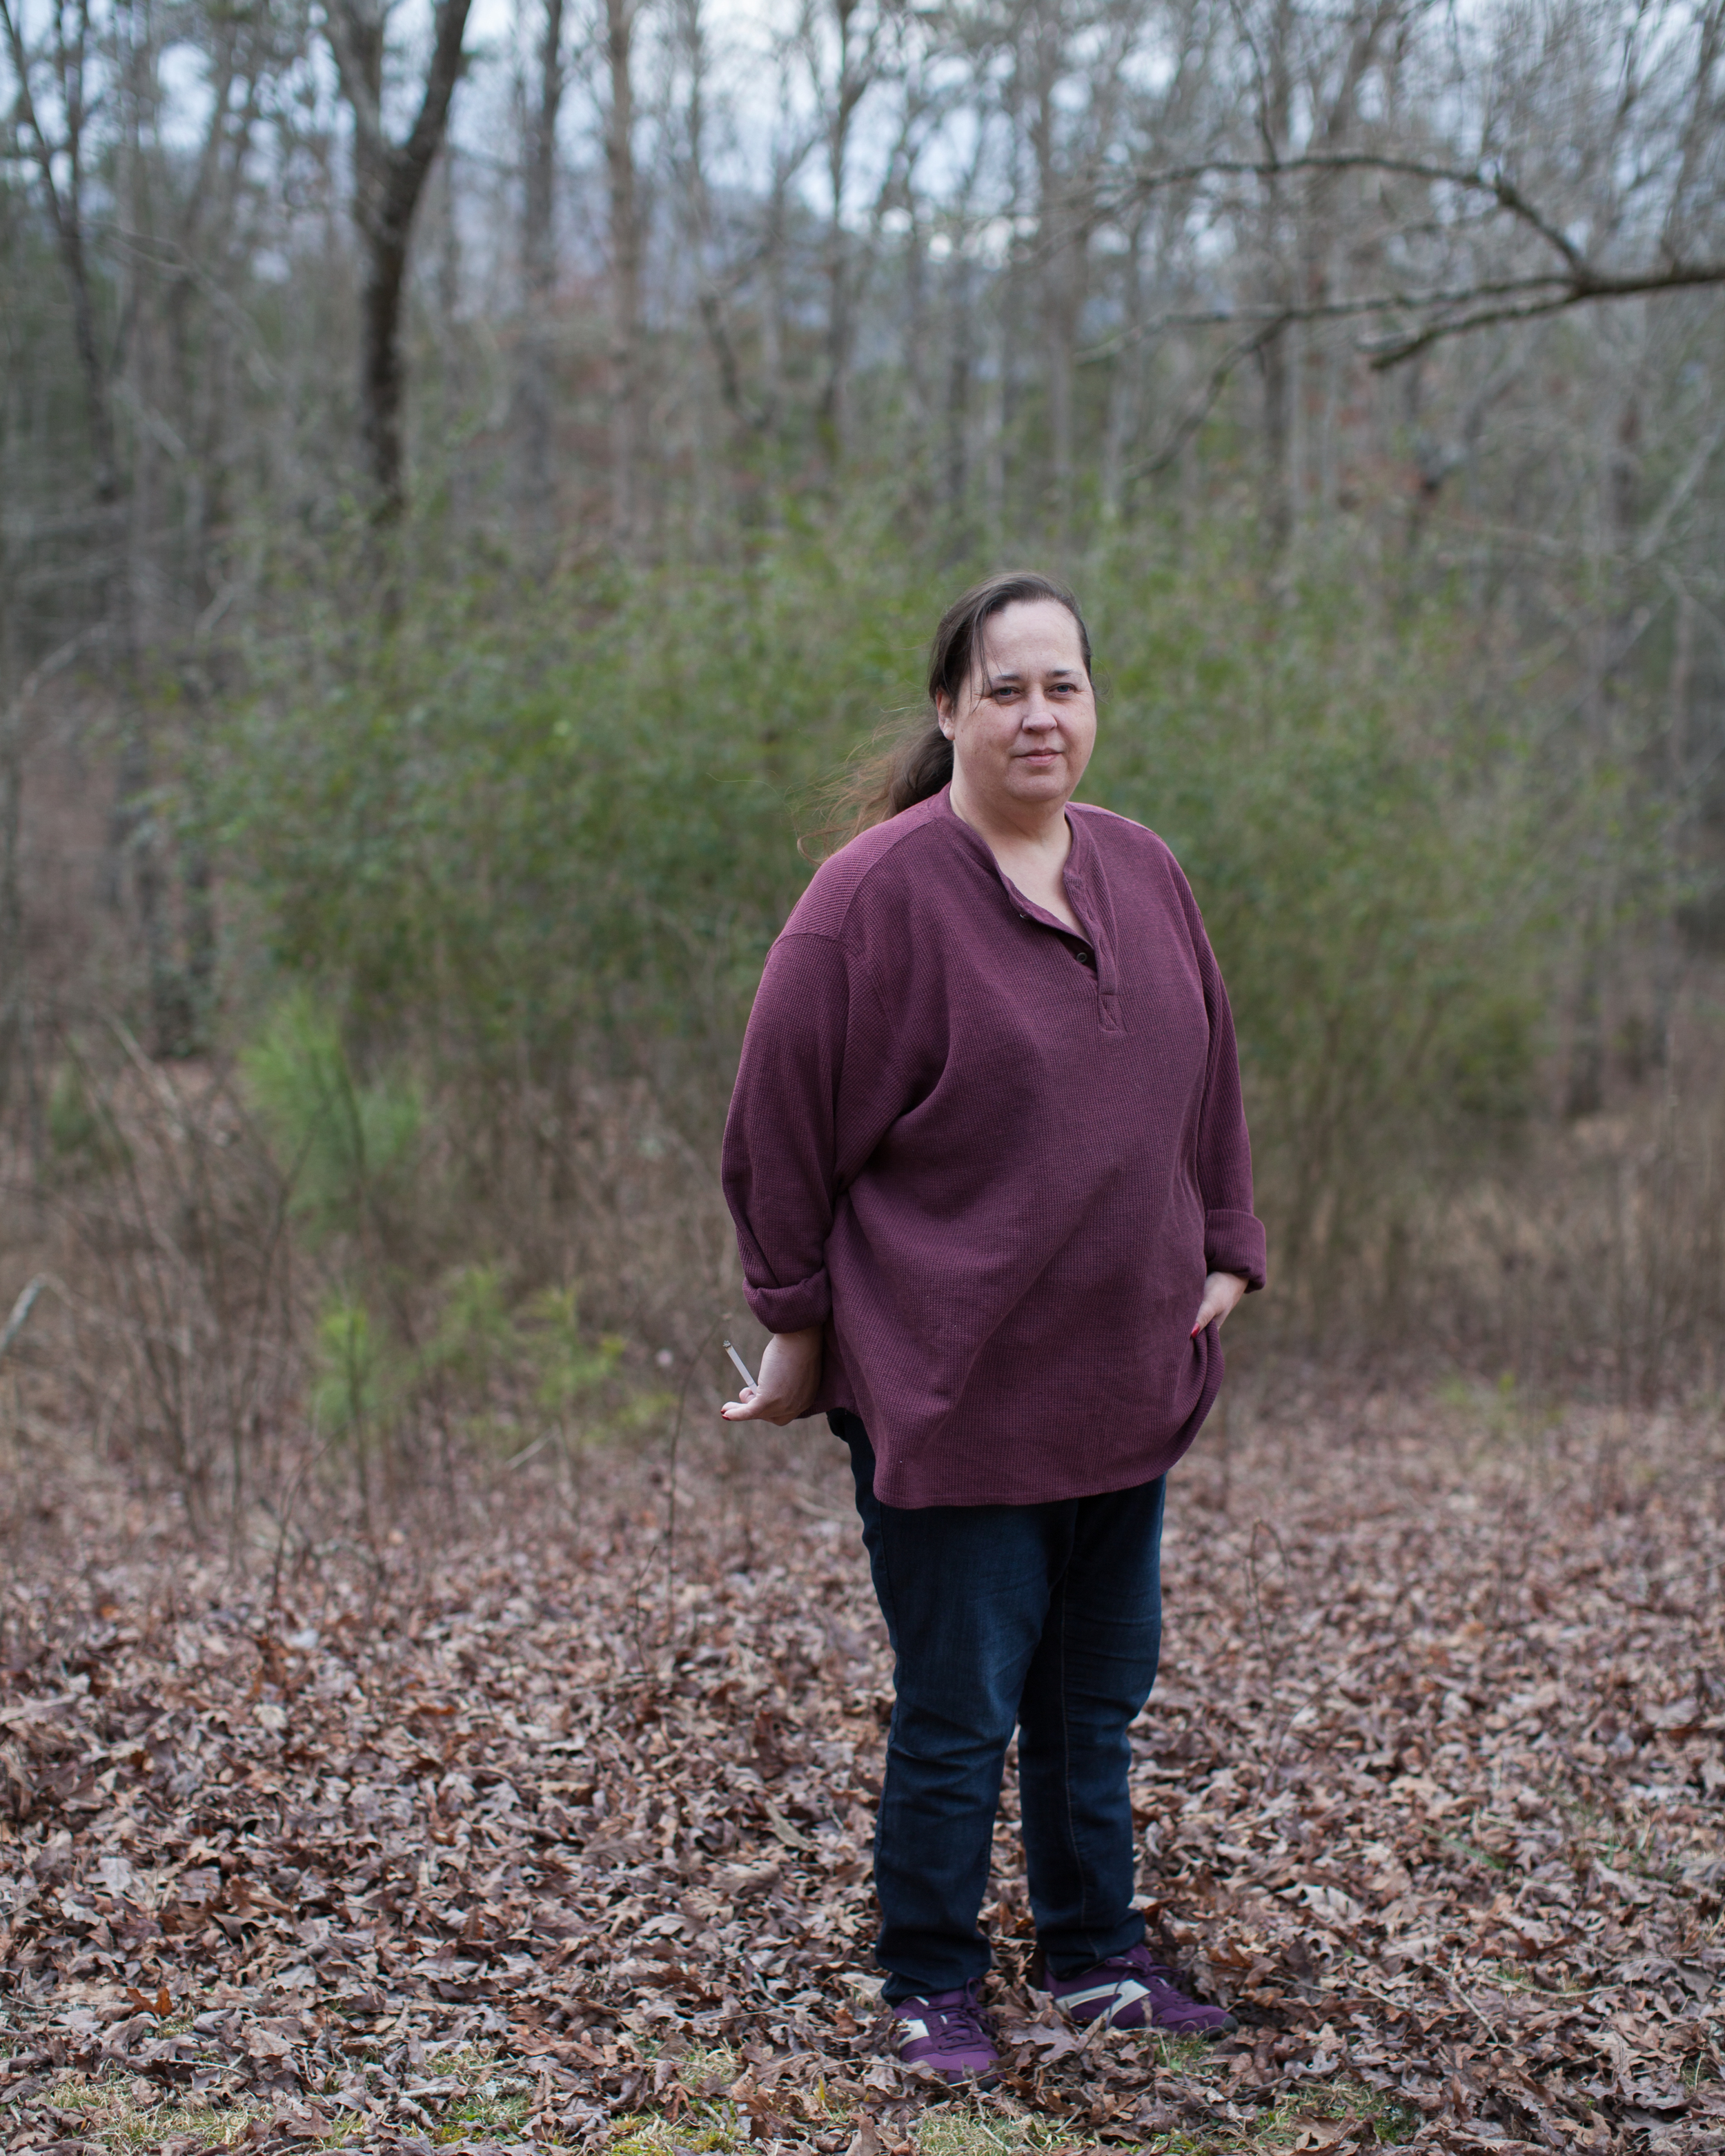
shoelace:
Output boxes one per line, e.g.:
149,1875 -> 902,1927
1092,1950 -> 1177,1988
923,1998 -> 994,2052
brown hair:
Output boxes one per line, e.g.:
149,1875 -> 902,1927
800,571 -> 1094,860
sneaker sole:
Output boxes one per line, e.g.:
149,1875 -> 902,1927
1056,1984 -> 1239,2039
906,2061 -> 1001,2090
1067,2009 -> 1239,2038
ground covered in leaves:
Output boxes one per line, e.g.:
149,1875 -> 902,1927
1,1378 -> 1722,2156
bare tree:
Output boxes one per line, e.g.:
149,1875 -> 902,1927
4,0 -> 1721,588
0,633 -> 38,1158
514,0 -> 569,557
1,0 -> 118,501
803,0 -> 890,471
324,0 -> 477,522
603,0 -> 644,548
0,0 -> 195,1047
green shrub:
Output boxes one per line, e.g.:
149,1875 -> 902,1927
46,1064 -> 128,1180
310,1292 -> 395,1440
241,991 -> 423,1249
422,1263 -> 519,1403
214,517 -> 1603,1338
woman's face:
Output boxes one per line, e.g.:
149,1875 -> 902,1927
937,600 -> 1096,822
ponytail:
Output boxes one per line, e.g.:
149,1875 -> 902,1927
799,570 -> 1091,862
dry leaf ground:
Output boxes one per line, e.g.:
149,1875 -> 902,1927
1,1374 -> 1721,2156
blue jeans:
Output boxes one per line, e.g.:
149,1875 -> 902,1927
836,1413 -> 1165,2001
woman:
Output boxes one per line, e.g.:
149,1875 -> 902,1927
719,572 -> 1264,2083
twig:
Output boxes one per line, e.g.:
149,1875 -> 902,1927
626,1312 -> 724,1675
264,1440 -> 331,1612
1130,318 -> 1288,477
663,1316 -> 725,1649
1443,1958 -> 1499,2044
1363,259 -> 1725,367
504,1428 -> 557,1470
1114,148 -> 1679,283
0,1274 -> 55,1367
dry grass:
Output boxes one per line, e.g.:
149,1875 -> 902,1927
6,993 -> 1725,1565
1407,1083 -> 1725,1401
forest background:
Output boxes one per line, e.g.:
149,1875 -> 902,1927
2,0 -> 1725,1505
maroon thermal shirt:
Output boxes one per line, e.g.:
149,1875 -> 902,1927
720,786 -> 1266,1507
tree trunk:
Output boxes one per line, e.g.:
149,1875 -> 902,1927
514,0 -> 565,559
762,146 -> 794,447
677,0 -> 748,543
0,631 -> 40,1164
0,0 -> 121,509
1099,216 -> 1147,524
359,237 -> 411,522
113,1 -> 195,1054
1566,393 -> 1643,1116
1253,0 -> 1295,551
1564,924 -> 1605,1118
1258,322 -> 1293,549
604,0 -> 642,551
943,248 -> 972,559
326,0 -> 477,527
1028,10 -> 1072,544
817,0 -> 876,478
1654,589 -> 1695,1069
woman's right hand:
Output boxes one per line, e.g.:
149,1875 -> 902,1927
720,1326 -> 823,1425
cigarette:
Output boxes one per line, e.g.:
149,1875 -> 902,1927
723,1341 -> 758,1392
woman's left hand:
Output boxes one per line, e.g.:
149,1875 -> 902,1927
1190,1272 -> 1250,1336
720,1325 -> 824,1425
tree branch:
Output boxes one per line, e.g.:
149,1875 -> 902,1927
1114,150 -> 1595,268
1106,146 -> 1725,362
1129,317 -> 1289,479
1076,259 -> 1725,377
1078,270 -> 1585,361
1363,259 -> 1725,367
391,0 -> 475,235
320,0 -> 385,168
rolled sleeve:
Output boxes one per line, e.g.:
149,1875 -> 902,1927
722,934 -> 850,1338
742,1267 -> 833,1333
1204,1207 -> 1268,1292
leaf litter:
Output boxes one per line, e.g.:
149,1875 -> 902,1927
1,1382 -> 1721,2155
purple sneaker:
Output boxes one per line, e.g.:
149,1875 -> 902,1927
889,1981 -> 999,2083
1044,1942 -> 1236,2037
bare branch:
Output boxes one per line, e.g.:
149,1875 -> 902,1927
319,0 -> 385,166
397,0 -> 475,220
1114,150 -> 1593,268
1634,414 -> 1725,566
1075,248 -> 1725,379
1078,271 -> 1590,362
1363,258 -> 1725,366
1130,318 -> 1290,479
320,0 -> 477,516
